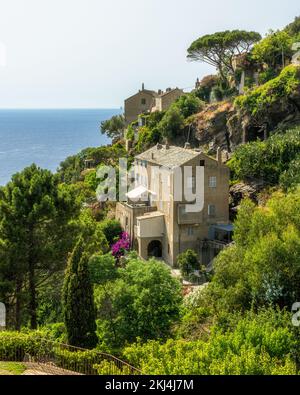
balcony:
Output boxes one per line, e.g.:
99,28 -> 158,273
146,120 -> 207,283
136,212 -> 165,238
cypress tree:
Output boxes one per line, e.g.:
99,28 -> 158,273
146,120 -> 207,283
63,238 -> 98,349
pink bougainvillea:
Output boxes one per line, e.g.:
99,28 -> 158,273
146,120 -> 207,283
111,232 -> 130,260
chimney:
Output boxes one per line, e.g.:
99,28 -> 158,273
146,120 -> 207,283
142,83 -> 145,90
158,89 -> 162,95
216,147 -> 222,164
184,142 -> 191,150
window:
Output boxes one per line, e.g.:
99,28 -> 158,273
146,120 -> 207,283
125,217 -> 129,226
168,244 -> 170,254
200,160 -> 205,167
187,227 -> 194,236
141,98 -> 146,105
209,176 -> 217,188
208,204 -> 216,217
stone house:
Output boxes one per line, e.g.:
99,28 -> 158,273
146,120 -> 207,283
124,84 -> 184,125
151,87 -> 184,112
116,144 -> 232,267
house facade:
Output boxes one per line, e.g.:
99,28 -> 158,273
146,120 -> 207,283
124,84 -> 184,125
116,144 -> 232,267
151,88 -> 184,112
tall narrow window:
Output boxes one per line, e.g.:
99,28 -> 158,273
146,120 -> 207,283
141,98 -> 146,105
209,176 -> 217,188
208,204 -> 216,217
187,227 -> 194,236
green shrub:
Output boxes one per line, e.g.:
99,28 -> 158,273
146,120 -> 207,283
54,348 -> 100,375
252,31 -> 293,70
100,219 -> 122,246
177,249 -> 199,277
123,308 -> 298,375
198,189 -> 300,312
258,68 -> 278,84
285,16 -> 300,37
94,258 -> 182,348
88,253 -> 118,285
173,93 -> 204,118
235,65 -> 300,120
158,107 -> 184,141
0,331 -> 50,361
136,126 -> 162,153
125,125 -> 135,141
280,155 -> 300,191
228,126 -> 300,184
94,360 -> 138,375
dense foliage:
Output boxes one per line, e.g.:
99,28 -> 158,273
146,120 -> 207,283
252,30 -> 293,70
58,142 -> 126,184
198,190 -> 300,312
228,126 -> 300,185
0,165 -> 80,329
94,257 -> 182,348
99,219 -> 122,246
235,65 -> 300,122
100,114 -> 125,140
177,249 -> 199,276
285,16 -> 300,38
129,92 -> 203,151
123,308 -> 298,375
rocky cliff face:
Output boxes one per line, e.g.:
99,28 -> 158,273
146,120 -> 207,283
193,101 -> 237,155
192,83 -> 300,156
229,180 -> 267,220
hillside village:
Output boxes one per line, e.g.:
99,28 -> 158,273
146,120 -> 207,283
111,21 -> 300,269
0,15 -> 300,376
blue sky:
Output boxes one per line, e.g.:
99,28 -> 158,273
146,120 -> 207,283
0,0 -> 299,108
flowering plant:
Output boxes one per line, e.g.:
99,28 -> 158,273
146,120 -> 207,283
111,232 -> 130,260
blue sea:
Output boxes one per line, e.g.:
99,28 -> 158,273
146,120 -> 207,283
0,109 -> 121,186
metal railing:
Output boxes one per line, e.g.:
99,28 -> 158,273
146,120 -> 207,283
0,337 -> 142,375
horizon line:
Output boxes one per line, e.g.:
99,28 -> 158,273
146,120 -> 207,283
0,107 -> 123,110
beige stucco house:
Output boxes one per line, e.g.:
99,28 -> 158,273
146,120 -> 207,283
116,144 -> 232,267
124,84 -> 184,125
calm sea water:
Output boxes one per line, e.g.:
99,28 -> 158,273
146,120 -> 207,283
0,109 -> 121,186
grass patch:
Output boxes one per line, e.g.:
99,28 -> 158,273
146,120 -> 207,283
0,362 -> 26,375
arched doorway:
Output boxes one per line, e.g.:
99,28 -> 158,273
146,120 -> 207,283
147,240 -> 162,258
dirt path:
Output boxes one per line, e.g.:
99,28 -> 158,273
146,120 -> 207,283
22,363 -> 82,375
0,369 -> 13,375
